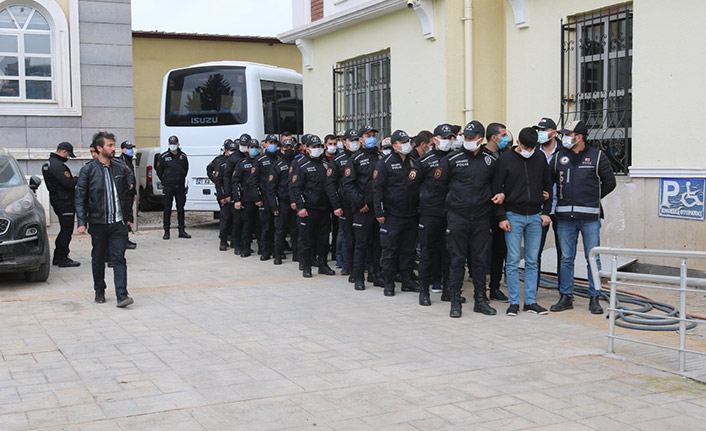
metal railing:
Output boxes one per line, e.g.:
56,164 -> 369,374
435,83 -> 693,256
588,247 -> 706,372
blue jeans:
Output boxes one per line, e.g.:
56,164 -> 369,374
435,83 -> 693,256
504,212 -> 543,305
557,218 -> 601,297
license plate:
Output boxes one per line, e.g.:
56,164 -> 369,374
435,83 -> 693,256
195,178 -> 212,185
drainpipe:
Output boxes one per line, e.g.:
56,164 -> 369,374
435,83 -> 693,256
462,0 -> 473,123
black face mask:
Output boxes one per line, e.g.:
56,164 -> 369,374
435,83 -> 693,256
283,148 -> 295,159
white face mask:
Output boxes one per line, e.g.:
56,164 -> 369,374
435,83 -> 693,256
398,142 -> 412,155
537,131 -> 551,144
463,137 -> 483,152
348,141 -> 360,152
437,138 -> 452,152
336,141 -> 344,151
451,136 -> 463,150
326,146 -> 337,155
519,147 -> 536,159
169,144 -> 178,152
309,147 -> 324,158
239,145 -> 248,153
561,135 -> 575,149
382,148 -> 392,156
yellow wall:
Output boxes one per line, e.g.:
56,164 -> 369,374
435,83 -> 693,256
132,36 -> 302,147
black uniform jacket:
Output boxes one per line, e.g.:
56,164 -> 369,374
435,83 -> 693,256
372,152 -> 422,218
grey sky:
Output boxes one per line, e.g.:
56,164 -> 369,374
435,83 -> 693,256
131,0 -> 293,38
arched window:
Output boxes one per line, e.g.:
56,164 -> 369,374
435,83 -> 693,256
0,5 -> 52,100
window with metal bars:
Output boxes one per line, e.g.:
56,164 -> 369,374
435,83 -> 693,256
333,51 -> 391,137
561,3 -> 632,174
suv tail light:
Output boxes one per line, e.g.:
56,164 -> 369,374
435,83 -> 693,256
146,166 -> 152,184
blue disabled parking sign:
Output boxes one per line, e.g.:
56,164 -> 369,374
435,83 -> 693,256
659,178 -> 705,221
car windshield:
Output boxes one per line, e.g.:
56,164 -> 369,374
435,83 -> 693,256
0,156 -> 23,187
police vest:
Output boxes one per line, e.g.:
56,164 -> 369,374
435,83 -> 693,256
553,146 -> 603,220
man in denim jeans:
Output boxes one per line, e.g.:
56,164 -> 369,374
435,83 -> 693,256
550,121 -> 616,314
493,127 -> 553,316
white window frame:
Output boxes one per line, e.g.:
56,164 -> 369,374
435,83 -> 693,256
0,0 -> 81,116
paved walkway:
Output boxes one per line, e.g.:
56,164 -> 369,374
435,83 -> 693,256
1,224 -> 705,430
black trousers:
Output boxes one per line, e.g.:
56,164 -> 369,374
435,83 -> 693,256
274,201 -> 298,257
297,208 -> 330,268
162,184 -> 186,229
330,214 -> 339,257
241,202 -> 259,248
259,204 -> 275,255
88,222 -> 128,297
218,201 -> 232,241
379,214 -> 418,280
339,206 -> 355,270
231,206 -> 242,248
418,214 -> 449,285
352,210 -> 380,274
52,205 -> 74,261
447,211 -> 491,295
489,216 -> 507,289
538,214 -> 561,288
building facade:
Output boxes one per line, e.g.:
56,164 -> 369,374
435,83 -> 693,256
280,0 -> 706,270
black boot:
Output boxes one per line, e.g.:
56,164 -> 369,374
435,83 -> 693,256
260,253 -> 271,261
419,283 -> 431,306
240,243 -> 251,258
57,258 -> 80,268
401,275 -> 421,292
94,290 -> 106,303
473,289 -> 497,315
373,271 -> 385,288
354,270 -> 366,291
367,268 -> 375,283
219,240 -> 228,251
489,288 -> 509,302
163,229 -> 170,240
450,293 -> 462,318
52,251 -> 59,266
441,288 -> 466,303
318,263 -> 335,275
302,266 -> 312,278
292,252 -> 299,262
178,227 -> 191,238
589,296 -> 604,315
550,294 -> 574,312
348,273 -> 355,283
273,253 -> 283,265
383,274 -> 395,297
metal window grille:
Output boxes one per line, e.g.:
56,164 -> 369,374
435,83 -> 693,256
333,51 -> 391,136
561,3 -> 632,174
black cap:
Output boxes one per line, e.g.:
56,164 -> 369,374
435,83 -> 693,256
308,135 -> 322,146
239,133 -> 251,144
450,125 -> 462,135
343,128 -> 359,141
559,120 -> 589,137
462,121 -> 485,138
248,138 -> 260,148
168,135 -> 179,144
301,133 -> 312,146
120,140 -> 134,149
225,140 -> 238,151
57,141 -> 75,158
533,117 -> 557,130
390,130 -> 411,144
358,124 -> 378,136
265,134 -> 279,143
433,123 -> 455,138
381,137 -> 392,148
281,138 -> 295,147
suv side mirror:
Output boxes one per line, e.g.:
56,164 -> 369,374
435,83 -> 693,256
29,175 -> 42,191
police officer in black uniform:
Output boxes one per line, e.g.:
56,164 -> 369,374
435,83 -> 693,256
42,141 -> 80,267
290,135 -> 335,278
222,134 -> 250,253
438,120 -> 502,318
257,134 -> 280,260
268,137 -> 298,265
156,135 -> 191,240
208,139 -> 236,250
118,140 -> 137,249
373,129 -> 422,296
232,139 -> 263,257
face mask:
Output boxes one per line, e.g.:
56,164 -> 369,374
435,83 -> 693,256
398,142 -> 412,155
348,141 -> 360,152
326,146 -> 337,155
519,147 -> 536,159
364,137 -> 377,148
497,136 -> 509,150
562,135 -> 575,149
283,148 -> 294,158
125,149 -> 134,157
249,148 -> 259,157
267,144 -> 278,153
437,139 -> 451,152
309,147 -> 324,158
382,148 -> 392,156
463,137 -> 483,152
451,138 -> 463,150
169,144 -> 178,152
537,131 -> 550,144
239,145 -> 248,153
337,142 -> 344,151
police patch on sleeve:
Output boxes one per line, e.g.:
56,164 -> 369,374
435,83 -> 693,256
434,167 -> 442,179
484,156 -> 493,166
326,168 -> 333,177
408,169 -> 418,180
268,174 -> 274,182
289,166 -> 294,174
292,174 -> 298,183
372,169 -> 378,179
560,156 -> 570,165
344,167 -> 352,177
63,171 -> 71,178
215,171 -> 220,177
250,166 -> 256,174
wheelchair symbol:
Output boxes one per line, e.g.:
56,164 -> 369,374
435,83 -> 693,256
680,182 -> 704,208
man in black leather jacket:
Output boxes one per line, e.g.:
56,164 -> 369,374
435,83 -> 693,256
75,131 -> 134,308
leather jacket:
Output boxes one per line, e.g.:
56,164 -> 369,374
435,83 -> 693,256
75,159 -> 133,226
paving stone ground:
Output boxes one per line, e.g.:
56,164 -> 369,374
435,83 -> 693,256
1,222 -> 706,430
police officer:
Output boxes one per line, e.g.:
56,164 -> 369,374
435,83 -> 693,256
343,125 -> 383,289
438,120 -> 502,318
42,141 -> 80,267
268,137 -> 298,265
416,124 -> 455,305
326,128 -> 360,285
208,139 -> 235,250
223,134 -> 250,253
119,140 -> 137,249
156,135 -> 190,240
290,135 -> 335,278
373,129 -> 422,296
550,120 -> 616,314
257,134 -> 280,260
232,139 -> 263,258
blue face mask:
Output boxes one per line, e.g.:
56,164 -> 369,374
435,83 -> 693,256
497,135 -> 509,150
249,148 -> 259,157
267,144 -> 277,153
364,137 -> 377,148
125,149 -> 134,157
